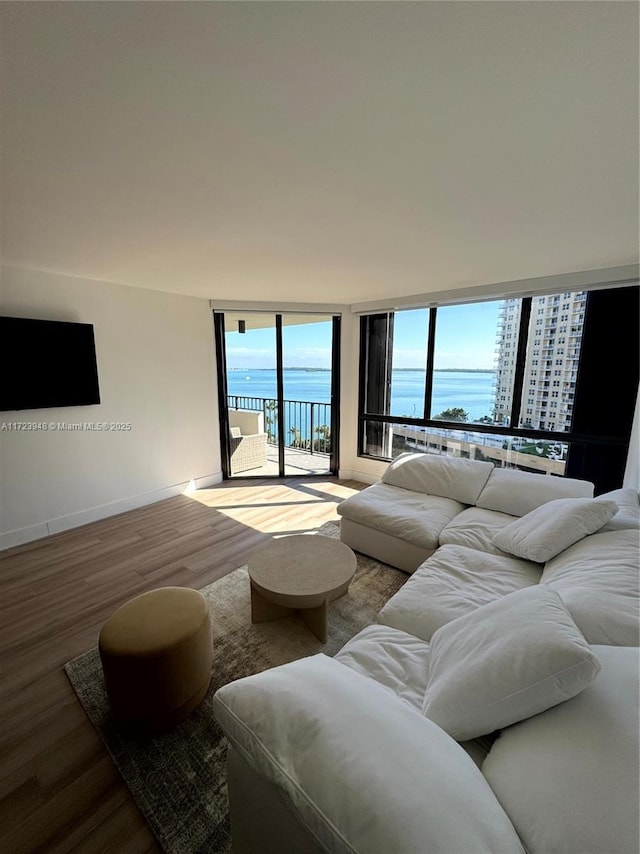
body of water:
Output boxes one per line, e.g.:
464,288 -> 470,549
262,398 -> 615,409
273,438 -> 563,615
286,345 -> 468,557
227,368 -> 496,421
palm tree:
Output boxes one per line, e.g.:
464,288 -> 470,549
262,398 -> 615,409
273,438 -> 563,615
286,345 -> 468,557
264,400 -> 277,443
288,426 -> 305,449
313,424 -> 331,453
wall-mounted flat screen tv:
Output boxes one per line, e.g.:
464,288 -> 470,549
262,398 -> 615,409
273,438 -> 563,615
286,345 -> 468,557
0,316 -> 101,411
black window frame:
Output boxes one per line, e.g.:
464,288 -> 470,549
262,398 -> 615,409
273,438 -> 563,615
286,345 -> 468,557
357,285 -> 639,493
215,311 -> 342,480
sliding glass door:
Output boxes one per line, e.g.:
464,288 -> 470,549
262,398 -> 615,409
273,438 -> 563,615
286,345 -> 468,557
214,311 -> 340,479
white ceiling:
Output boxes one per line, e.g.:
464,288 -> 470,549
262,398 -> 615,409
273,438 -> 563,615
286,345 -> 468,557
1,1 -> 638,306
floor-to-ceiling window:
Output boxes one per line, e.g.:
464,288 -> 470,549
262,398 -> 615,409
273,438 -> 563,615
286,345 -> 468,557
358,285 -> 639,493
214,311 -> 340,479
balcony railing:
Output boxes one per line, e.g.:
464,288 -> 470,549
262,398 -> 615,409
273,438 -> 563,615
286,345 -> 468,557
227,395 -> 332,455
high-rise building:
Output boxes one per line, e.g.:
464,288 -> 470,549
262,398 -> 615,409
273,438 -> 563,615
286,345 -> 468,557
493,291 -> 587,431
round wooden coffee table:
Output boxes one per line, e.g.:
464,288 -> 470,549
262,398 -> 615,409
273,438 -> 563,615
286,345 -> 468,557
248,535 -> 357,643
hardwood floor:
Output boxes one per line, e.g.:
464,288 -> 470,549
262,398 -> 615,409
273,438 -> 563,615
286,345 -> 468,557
0,477 -> 363,853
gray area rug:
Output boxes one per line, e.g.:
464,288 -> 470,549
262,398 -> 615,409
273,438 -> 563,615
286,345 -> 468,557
65,522 -> 406,854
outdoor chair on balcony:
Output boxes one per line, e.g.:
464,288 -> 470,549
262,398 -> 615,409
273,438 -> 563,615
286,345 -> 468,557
229,427 -> 268,475
228,409 -> 268,475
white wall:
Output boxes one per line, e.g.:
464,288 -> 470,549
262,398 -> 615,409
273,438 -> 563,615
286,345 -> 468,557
0,267 -> 221,548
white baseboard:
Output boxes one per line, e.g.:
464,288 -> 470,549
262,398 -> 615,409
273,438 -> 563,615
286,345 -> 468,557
185,472 -> 224,491
1,521 -> 51,551
338,468 -> 379,485
0,470 -> 224,551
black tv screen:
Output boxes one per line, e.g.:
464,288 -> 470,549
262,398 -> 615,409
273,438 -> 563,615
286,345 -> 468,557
0,316 -> 101,411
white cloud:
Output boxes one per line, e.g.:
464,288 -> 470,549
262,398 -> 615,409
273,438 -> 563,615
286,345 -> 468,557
434,349 -> 495,370
283,348 -> 331,368
392,348 -> 428,369
226,347 -> 275,369
227,346 -> 331,369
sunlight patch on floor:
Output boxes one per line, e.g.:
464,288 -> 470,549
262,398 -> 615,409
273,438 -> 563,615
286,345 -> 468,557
182,479 -> 359,534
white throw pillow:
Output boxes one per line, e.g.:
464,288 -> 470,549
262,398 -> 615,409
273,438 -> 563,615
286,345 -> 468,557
492,498 -> 618,563
422,586 -> 601,740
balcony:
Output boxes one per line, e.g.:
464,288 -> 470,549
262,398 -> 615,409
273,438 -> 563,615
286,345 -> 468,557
226,395 -> 332,476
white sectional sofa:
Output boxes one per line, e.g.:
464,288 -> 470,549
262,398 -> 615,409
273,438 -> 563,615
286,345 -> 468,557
336,452 -> 597,572
213,454 -> 640,854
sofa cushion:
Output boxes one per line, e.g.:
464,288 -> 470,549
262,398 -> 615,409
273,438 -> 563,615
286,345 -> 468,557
335,623 -> 431,711
381,452 -> 494,504
377,544 -> 542,641
422,586 -> 601,741
335,623 -> 495,771
540,529 -> 640,646
340,518 -> 435,573
439,506 -> 518,554
336,482 -> 465,550
476,468 -> 593,517
213,654 -> 526,854
596,487 -> 640,532
482,645 -> 639,854
492,498 -> 618,563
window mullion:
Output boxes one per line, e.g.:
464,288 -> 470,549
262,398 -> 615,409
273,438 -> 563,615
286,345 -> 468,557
422,307 -> 437,420
509,298 -> 532,429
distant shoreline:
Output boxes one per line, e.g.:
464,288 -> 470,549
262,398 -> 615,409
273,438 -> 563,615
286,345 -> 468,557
229,367 -> 497,373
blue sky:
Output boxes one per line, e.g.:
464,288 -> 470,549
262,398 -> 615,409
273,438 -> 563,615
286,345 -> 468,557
404,302 -> 503,370
226,321 -> 333,370
225,301 -> 503,370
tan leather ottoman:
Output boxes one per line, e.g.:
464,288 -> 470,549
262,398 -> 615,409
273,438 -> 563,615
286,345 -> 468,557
98,586 -> 213,732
